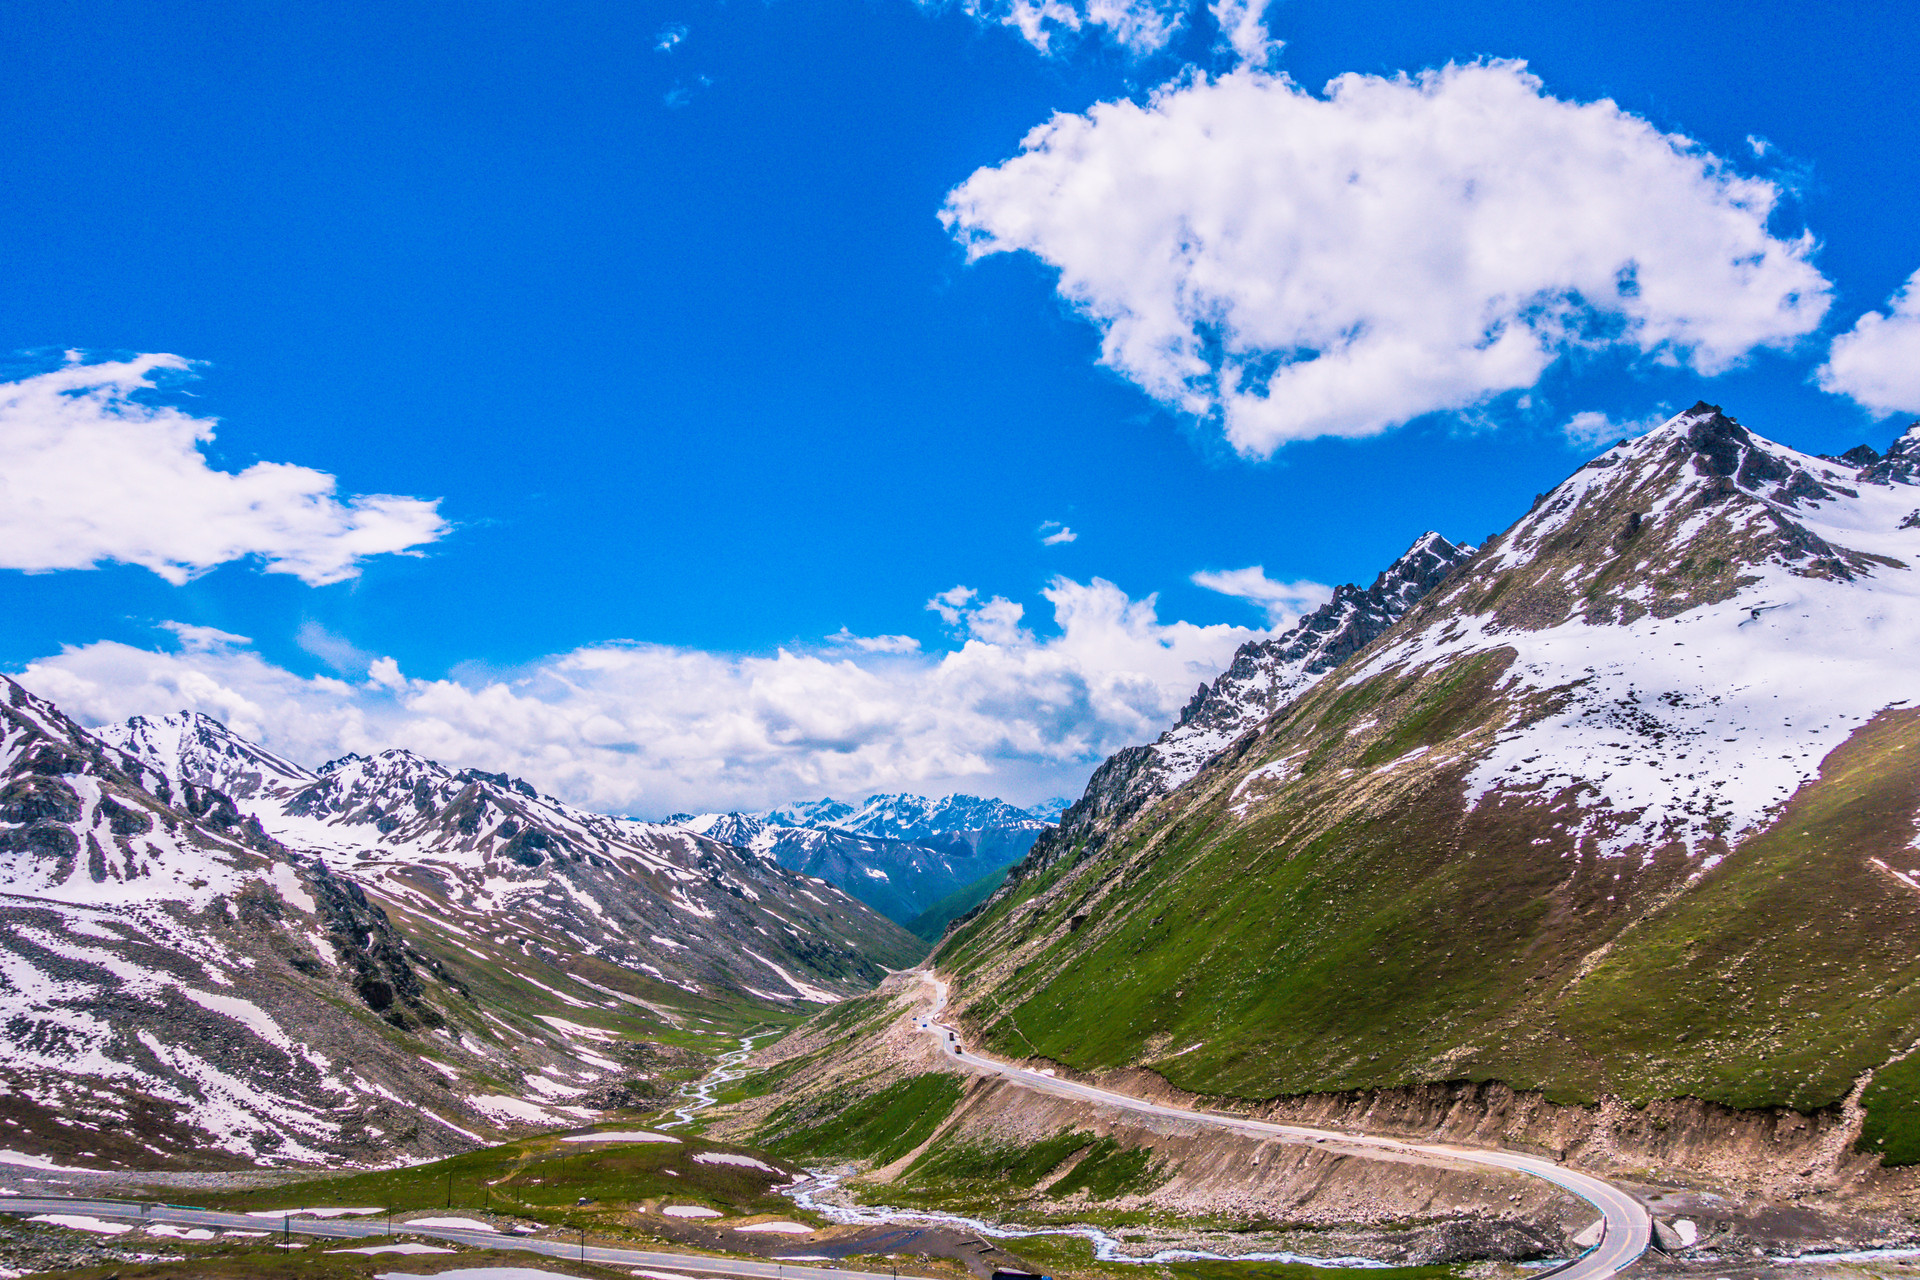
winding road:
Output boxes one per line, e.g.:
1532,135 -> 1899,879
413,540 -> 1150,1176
916,973 -> 1650,1280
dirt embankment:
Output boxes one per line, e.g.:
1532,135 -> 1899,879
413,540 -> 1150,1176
1058,1065 -> 1911,1204
914,1073 -> 1584,1244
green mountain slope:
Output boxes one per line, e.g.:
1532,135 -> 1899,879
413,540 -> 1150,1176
935,408 -> 1920,1137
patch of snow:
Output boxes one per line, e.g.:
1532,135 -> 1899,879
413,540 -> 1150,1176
562,1130 -> 680,1144
331,1242 -> 457,1254
693,1152 -> 782,1173
28,1214 -> 134,1235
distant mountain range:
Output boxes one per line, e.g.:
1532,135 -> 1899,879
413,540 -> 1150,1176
670,793 -> 1067,935
939,408 -> 1920,1170
0,688 -> 919,1170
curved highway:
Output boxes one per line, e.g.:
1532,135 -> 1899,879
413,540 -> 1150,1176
916,973 -> 1650,1280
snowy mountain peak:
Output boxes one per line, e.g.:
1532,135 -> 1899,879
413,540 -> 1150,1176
763,797 -> 856,828
97,709 -> 314,802
1338,406 -> 1920,865
836,792 -> 1046,840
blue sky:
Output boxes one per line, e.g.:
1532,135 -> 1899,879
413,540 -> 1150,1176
4,0 -> 1918,813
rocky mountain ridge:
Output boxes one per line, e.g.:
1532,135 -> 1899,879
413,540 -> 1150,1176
103,713 -> 922,1007
1017,529 -> 1476,872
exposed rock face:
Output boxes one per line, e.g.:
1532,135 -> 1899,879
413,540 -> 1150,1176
1009,530 -> 1475,875
0,686 -> 925,1171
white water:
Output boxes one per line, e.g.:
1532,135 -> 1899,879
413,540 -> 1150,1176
781,1171 -> 1393,1268
657,1031 -> 781,1131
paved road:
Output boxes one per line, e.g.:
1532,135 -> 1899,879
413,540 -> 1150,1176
0,1197 -> 937,1280
916,974 -> 1650,1280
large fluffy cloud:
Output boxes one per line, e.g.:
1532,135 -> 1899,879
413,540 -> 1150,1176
1818,269 -> 1920,417
944,62 -> 1830,456
0,354 -> 448,584
17,576 -> 1267,814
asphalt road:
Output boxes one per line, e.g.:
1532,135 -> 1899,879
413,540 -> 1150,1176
0,1197 -> 938,1280
916,974 -> 1651,1280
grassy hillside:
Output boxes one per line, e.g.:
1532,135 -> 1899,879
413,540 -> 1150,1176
937,649 -> 1920,1128
907,867 -> 1010,941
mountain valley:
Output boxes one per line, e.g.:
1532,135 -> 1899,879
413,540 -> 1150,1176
9,405 -> 1920,1278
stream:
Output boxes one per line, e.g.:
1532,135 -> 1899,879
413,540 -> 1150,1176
657,1031 -> 782,1130
779,1169 -> 1392,1268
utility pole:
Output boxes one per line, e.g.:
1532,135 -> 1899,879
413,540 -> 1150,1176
579,1226 -> 586,1262
283,1214 -> 290,1247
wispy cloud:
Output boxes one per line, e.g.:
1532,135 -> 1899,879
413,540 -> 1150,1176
1562,406 -> 1670,448
296,620 -> 375,673
664,74 -> 711,108
22,580 -> 1272,813
1191,565 -> 1332,627
826,627 -> 920,654
655,23 -> 687,52
0,354 -> 447,585
1038,520 -> 1078,545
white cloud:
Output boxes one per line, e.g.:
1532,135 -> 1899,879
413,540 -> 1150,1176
1562,406 -> 1670,448
943,62 -> 1830,457
1207,0 -> 1274,65
932,0 -> 1187,55
0,354 -> 447,585
1190,565 -> 1332,626
1039,520 -> 1078,545
656,23 -> 687,52
295,620 -> 375,674
1817,269 -> 1920,418
826,628 -> 922,654
19,579 -> 1269,814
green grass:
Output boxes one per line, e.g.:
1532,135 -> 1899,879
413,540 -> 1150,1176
761,1072 -> 965,1166
904,1128 -> 1092,1188
930,646 -> 1920,1121
14,1242 -> 651,1280
1045,1137 -> 1166,1200
191,1128 -> 806,1230
1858,1052 -> 1920,1165
909,866 -> 1012,941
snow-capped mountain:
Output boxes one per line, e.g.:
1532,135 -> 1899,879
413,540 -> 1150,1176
1035,530 -> 1474,859
829,793 -> 1051,841
0,702 -> 924,1170
939,407 -> 1920,1142
103,710 -> 314,802
669,791 -> 1056,925
0,678 -> 501,1167
104,720 -> 923,1009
